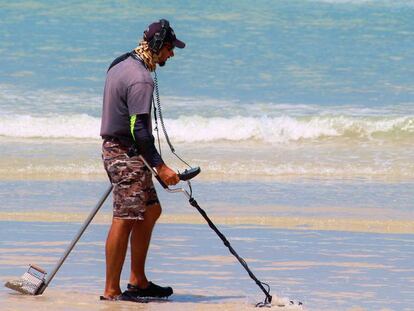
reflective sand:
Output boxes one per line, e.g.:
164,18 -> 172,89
1,221 -> 414,310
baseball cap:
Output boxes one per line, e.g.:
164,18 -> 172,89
143,19 -> 186,49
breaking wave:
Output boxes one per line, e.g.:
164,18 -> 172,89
0,114 -> 412,143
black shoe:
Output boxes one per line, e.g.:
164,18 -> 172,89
100,291 -> 149,303
126,282 -> 173,298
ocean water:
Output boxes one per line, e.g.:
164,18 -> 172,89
0,0 -> 413,181
1,1 -> 413,310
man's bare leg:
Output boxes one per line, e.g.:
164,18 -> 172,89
129,204 -> 162,288
104,218 -> 135,298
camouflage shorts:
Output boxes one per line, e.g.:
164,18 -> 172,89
102,138 -> 159,220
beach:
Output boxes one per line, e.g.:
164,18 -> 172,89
1,218 -> 414,310
1,0 -> 413,310
1,179 -> 413,310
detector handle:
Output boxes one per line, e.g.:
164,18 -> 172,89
138,155 -> 200,189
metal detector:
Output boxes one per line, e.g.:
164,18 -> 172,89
139,155 -> 277,308
151,70 -> 301,308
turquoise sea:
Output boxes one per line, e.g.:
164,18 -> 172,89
0,1 -> 413,310
0,0 -> 413,181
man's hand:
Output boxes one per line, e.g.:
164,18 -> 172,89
156,163 -> 179,186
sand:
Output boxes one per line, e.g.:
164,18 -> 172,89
1,221 -> 413,310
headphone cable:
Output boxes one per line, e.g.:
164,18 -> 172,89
153,70 -> 192,168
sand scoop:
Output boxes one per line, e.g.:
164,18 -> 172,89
4,184 -> 114,296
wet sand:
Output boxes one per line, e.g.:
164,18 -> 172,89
1,290 -> 302,311
1,221 -> 414,310
1,212 -> 414,234
1,179 -> 413,310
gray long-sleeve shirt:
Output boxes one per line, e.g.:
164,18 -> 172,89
100,55 -> 163,166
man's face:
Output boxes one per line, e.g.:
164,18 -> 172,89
157,43 -> 174,67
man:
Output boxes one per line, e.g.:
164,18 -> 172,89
100,19 -> 185,301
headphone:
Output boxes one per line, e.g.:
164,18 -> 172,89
149,19 -> 170,54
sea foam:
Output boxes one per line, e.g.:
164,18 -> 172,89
1,83 -> 411,144
0,113 -> 412,143
0,114 -> 101,139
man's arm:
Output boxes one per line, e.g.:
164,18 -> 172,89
130,114 -> 179,185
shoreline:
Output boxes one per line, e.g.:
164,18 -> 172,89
1,213 -> 413,234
